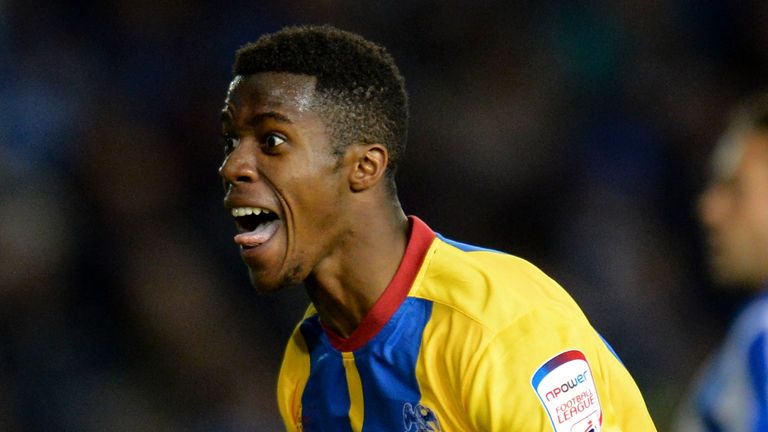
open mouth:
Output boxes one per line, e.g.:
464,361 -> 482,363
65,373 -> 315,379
231,207 -> 281,248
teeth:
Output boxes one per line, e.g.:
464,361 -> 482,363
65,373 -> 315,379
231,207 -> 269,217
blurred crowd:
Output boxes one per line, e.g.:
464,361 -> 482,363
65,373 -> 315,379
1,0 -> 767,430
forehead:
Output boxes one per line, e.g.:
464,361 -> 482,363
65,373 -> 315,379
223,72 -> 318,118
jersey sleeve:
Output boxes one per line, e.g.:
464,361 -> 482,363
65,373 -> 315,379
462,308 -> 657,431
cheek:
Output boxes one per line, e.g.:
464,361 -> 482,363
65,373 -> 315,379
734,192 -> 768,254
747,168 -> 768,214
742,182 -> 768,223
285,175 -> 345,234
279,149 -> 346,225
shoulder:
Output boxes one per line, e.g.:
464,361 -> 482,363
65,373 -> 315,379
409,238 -> 653,429
409,233 -> 622,384
740,294 -> 768,330
738,296 -> 768,373
410,234 -> 586,333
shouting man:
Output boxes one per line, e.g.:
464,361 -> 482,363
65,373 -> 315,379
218,25 -> 655,431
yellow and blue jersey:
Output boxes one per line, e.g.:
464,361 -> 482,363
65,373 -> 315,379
278,217 -> 656,431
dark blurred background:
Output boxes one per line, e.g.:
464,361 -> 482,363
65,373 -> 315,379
1,0 -> 766,430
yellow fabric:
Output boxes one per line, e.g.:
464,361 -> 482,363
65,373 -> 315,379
408,239 -> 656,431
276,235 -> 656,430
342,352 -> 364,432
277,325 -> 310,431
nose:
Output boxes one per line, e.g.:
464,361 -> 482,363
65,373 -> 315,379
218,140 -> 259,187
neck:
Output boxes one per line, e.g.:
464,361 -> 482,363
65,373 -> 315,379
305,203 -> 409,338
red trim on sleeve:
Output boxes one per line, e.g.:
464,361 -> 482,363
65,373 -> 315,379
323,216 -> 436,352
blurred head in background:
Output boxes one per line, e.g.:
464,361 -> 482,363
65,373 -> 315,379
699,93 -> 768,290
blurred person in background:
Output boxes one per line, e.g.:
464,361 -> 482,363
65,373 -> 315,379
218,25 -> 656,431
673,93 -> 768,431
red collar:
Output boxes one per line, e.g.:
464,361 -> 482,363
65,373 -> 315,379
322,216 -> 435,352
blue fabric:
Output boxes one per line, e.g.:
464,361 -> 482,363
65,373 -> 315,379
298,299 -> 433,431
748,332 -> 768,432
436,233 -> 503,254
299,316 -> 353,432
355,298 -> 432,431
691,294 -> 768,432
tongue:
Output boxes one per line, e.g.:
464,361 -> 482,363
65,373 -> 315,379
234,219 -> 280,247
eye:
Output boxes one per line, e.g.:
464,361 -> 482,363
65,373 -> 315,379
264,133 -> 286,150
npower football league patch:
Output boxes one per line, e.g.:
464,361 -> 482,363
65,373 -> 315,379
531,350 -> 602,432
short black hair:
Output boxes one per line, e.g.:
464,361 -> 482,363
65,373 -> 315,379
233,25 -> 408,185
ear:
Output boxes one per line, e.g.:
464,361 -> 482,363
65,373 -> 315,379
348,144 -> 389,192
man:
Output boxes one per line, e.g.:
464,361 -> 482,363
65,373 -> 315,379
674,94 -> 768,431
218,25 -> 655,431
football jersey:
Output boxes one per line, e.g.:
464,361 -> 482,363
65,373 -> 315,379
277,216 -> 656,431
673,292 -> 768,432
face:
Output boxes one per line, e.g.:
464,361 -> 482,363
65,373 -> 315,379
219,72 -> 351,292
699,132 -> 768,288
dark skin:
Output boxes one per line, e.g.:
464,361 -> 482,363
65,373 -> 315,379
218,72 -> 409,337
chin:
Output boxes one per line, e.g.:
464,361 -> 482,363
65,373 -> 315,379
711,268 -> 759,292
248,267 -> 305,293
